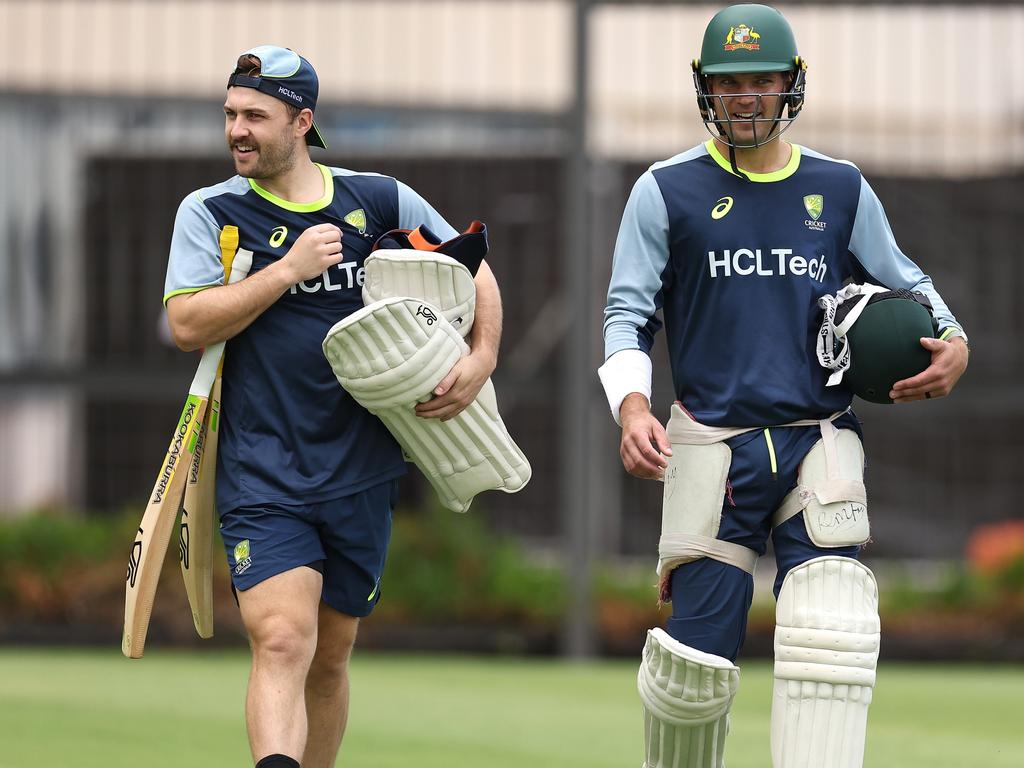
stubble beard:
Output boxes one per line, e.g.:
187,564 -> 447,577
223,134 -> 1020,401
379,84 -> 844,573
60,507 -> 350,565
231,128 -> 299,181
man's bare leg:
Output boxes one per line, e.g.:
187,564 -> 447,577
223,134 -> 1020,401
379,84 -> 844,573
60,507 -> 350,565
238,566 -> 323,763
302,603 -> 360,768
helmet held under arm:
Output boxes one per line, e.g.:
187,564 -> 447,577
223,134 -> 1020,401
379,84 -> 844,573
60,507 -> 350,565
817,285 -> 939,405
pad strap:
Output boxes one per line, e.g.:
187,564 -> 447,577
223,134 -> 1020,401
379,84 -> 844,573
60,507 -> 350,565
659,534 -> 759,576
666,402 -> 849,444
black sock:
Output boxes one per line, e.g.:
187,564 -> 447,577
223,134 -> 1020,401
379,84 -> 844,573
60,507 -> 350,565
255,755 -> 300,768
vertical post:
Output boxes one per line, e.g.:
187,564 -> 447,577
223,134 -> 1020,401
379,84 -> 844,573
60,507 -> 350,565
561,0 -> 595,658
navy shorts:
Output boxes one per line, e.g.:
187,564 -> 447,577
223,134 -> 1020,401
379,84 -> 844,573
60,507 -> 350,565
668,413 -> 862,661
219,479 -> 397,618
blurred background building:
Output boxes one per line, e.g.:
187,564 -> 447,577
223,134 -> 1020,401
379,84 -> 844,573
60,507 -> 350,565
0,0 -> 1021,653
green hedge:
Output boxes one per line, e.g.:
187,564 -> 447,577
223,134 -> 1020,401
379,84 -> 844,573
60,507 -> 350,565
377,505 -> 567,624
0,507 -> 578,628
2,509 -> 1019,640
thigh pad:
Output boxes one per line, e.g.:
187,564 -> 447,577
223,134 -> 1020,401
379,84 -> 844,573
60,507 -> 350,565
774,425 -> 868,548
659,405 -> 758,585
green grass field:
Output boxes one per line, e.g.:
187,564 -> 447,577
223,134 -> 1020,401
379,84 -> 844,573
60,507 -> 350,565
0,649 -> 1021,767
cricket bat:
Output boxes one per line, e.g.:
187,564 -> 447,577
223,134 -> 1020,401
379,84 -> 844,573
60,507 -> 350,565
122,227 -> 250,658
178,381 -> 220,638
179,233 -> 252,638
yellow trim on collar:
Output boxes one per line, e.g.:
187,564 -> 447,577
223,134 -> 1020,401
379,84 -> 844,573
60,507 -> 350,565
248,163 -> 334,212
705,139 -> 801,182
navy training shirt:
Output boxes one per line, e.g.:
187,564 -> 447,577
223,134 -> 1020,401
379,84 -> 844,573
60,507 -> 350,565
165,164 -> 458,511
604,140 -> 965,428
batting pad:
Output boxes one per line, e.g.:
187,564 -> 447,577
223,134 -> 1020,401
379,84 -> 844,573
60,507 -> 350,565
772,557 -> 880,768
363,250 -> 476,338
323,297 -> 531,513
637,628 -> 740,768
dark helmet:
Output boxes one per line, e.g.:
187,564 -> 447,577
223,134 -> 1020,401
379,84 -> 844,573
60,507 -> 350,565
692,4 -> 807,148
841,290 -> 938,404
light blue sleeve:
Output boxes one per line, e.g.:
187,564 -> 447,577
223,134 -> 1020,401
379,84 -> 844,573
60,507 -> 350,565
849,176 -> 964,337
396,180 -> 459,240
603,170 -> 670,359
163,192 -> 224,304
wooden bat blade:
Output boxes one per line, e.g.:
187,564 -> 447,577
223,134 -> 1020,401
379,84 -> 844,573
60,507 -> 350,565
122,393 -> 208,658
175,241 -> 253,641
179,376 -> 222,639
122,342 -> 224,659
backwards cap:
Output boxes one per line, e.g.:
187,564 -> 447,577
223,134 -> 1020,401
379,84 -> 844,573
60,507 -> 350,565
227,45 -> 327,149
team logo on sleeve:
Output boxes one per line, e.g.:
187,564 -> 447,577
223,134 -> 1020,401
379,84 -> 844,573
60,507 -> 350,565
269,226 -> 288,248
344,208 -> 368,234
711,196 -> 734,220
724,24 -> 761,51
803,194 -> 827,231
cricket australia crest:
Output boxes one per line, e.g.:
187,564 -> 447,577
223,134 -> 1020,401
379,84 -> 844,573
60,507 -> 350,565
803,194 -> 827,231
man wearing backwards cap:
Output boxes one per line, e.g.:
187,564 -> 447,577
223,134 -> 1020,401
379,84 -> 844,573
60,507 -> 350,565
163,46 -> 503,768
600,5 -> 968,768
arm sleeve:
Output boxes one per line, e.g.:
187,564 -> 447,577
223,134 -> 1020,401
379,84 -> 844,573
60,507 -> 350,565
602,170 -> 671,359
849,176 -> 966,340
396,180 -> 459,240
163,192 -> 226,304
597,348 -> 653,426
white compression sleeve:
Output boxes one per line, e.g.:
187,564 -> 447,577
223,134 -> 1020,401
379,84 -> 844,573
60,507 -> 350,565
598,348 -> 653,426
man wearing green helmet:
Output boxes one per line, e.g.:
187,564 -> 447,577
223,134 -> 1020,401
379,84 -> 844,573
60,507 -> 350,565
692,2 -> 806,173
599,5 -> 969,768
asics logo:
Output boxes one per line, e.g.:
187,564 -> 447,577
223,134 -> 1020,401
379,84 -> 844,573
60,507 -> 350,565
711,196 -> 734,220
269,226 -> 288,248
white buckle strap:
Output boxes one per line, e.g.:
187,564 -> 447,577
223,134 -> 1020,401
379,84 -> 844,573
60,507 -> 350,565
666,403 -> 848,445
658,533 -> 759,575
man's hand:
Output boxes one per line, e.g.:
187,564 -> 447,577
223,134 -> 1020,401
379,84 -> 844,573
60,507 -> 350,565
619,393 -> 672,480
281,223 -> 343,283
890,336 -> 969,403
414,348 -> 496,421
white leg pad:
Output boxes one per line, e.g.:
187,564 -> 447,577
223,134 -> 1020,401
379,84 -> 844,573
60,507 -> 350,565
771,556 -> 880,768
362,250 -> 476,338
323,297 -> 531,512
638,628 -> 740,768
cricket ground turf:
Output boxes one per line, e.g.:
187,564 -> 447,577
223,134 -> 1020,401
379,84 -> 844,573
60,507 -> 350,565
0,649 -> 1020,767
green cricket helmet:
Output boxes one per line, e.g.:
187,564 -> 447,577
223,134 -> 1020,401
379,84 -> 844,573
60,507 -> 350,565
837,289 -> 938,404
692,4 -> 807,148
